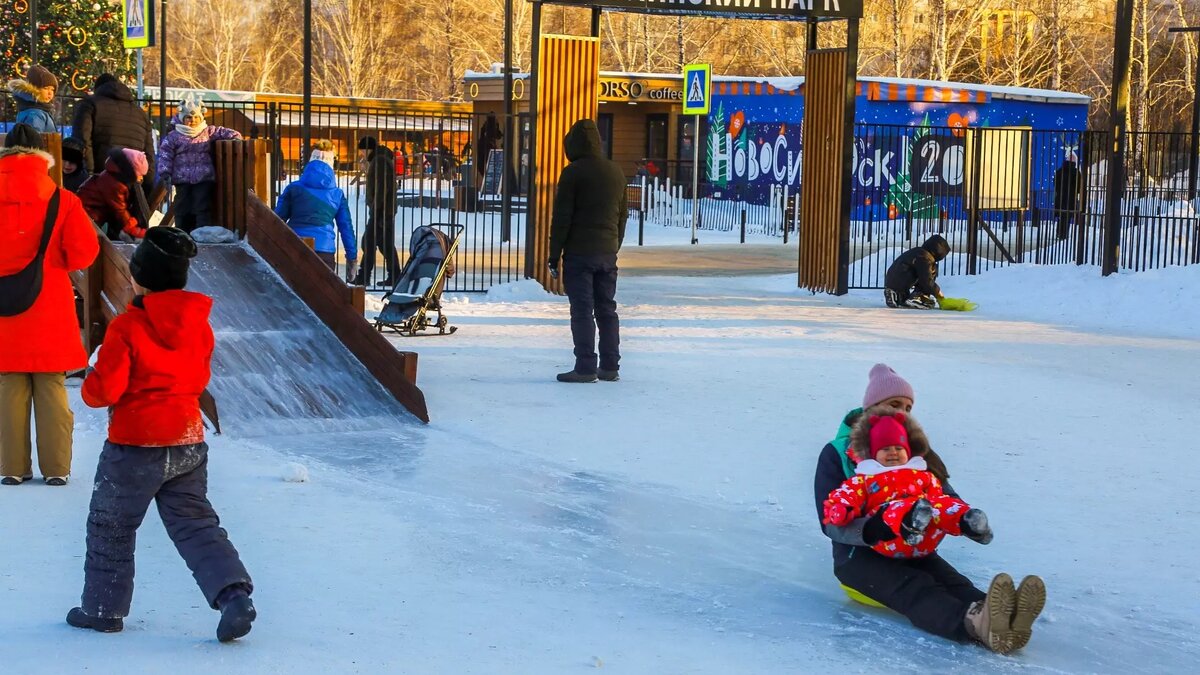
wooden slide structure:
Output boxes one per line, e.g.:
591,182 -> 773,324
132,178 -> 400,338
70,140 -> 429,427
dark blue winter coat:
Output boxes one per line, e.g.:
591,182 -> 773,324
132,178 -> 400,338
274,161 -> 357,260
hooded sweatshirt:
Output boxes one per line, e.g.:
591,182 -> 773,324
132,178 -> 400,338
883,234 -> 951,297
549,119 -> 629,261
83,290 -> 214,447
275,160 -> 357,259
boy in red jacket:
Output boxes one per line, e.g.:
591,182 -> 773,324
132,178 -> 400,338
824,412 -> 993,558
67,227 -> 256,642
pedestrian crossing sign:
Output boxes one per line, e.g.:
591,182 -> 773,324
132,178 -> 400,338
682,64 -> 711,116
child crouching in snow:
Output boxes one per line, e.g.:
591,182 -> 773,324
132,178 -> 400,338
77,148 -> 151,241
68,227 -> 256,642
823,412 -> 994,558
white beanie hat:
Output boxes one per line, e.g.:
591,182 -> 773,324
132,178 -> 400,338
310,147 -> 336,168
179,95 -> 205,120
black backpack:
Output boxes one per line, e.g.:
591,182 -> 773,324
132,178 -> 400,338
0,189 -> 61,317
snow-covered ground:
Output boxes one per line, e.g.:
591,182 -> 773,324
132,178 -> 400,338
3,264 -> 1199,673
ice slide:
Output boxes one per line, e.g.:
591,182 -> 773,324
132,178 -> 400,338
186,243 -> 424,437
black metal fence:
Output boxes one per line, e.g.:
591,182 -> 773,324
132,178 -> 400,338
8,94 -> 1198,289
846,124 -> 1199,288
264,104 -> 528,292
3,95 -> 528,292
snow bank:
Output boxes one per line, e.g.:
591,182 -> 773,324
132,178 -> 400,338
483,279 -> 556,302
943,263 -> 1200,338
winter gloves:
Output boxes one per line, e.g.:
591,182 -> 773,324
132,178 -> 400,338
862,509 -> 895,546
825,503 -> 853,528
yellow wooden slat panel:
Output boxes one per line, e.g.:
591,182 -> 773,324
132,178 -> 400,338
533,35 -> 601,292
799,50 -> 848,293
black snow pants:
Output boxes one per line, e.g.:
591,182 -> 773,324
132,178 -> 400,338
562,253 -> 620,374
834,549 -> 985,642
81,442 -> 252,619
173,181 -> 215,233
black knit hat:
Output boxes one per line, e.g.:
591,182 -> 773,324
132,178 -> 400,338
94,73 -> 117,89
130,227 -> 198,292
4,123 -> 45,150
358,136 -> 378,151
62,136 -> 85,164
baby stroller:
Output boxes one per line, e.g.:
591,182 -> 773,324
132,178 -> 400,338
375,224 -> 462,336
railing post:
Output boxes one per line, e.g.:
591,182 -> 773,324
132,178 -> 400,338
83,249 -> 104,353
967,127 -> 983,275
638,209 -> 644,246
740,207 -> 746,244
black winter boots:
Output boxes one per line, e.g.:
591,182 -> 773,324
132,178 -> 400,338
557,369 -> 619,383
899,498 -> 933,545
66,607 -> 123,633
216,591 -> 257,643
557,370 -> 598,383
68,589 -> 257,642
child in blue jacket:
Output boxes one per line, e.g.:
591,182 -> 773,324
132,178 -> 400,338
275,147 -> 358,279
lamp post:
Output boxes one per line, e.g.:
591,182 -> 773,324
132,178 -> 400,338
501,0 -> 513,242
1169,26 -> 1200,204
29,0 -> 37,63
159,0 -> 168,134
1103,0 -> 1134,276
302,0 -> 312,164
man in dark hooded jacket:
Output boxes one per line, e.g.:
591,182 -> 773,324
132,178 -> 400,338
71,74 -> 157,196
883,234 -> 951,310
549,119 -> 629,383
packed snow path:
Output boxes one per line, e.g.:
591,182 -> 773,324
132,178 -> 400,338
3,266 -> 1198,673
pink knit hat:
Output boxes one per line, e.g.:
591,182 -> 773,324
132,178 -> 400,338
862,363 -> 915,409
121,148 -> 149,179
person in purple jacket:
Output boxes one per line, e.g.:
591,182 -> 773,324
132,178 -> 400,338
156,96 -> 241,233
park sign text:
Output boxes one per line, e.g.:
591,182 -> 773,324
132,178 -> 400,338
547,0 -> 863,21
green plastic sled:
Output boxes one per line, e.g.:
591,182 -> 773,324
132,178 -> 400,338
938,297 -> 978,312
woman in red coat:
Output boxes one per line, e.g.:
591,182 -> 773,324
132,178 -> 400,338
0,125 -> 100,485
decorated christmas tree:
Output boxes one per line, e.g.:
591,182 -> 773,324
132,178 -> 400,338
2,0 -> 131,92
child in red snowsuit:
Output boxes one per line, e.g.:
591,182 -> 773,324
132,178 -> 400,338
67,227 -> 256,642
823,412 -> 993,558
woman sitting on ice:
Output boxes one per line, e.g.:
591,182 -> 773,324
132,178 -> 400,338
812,363 -> 1046,654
